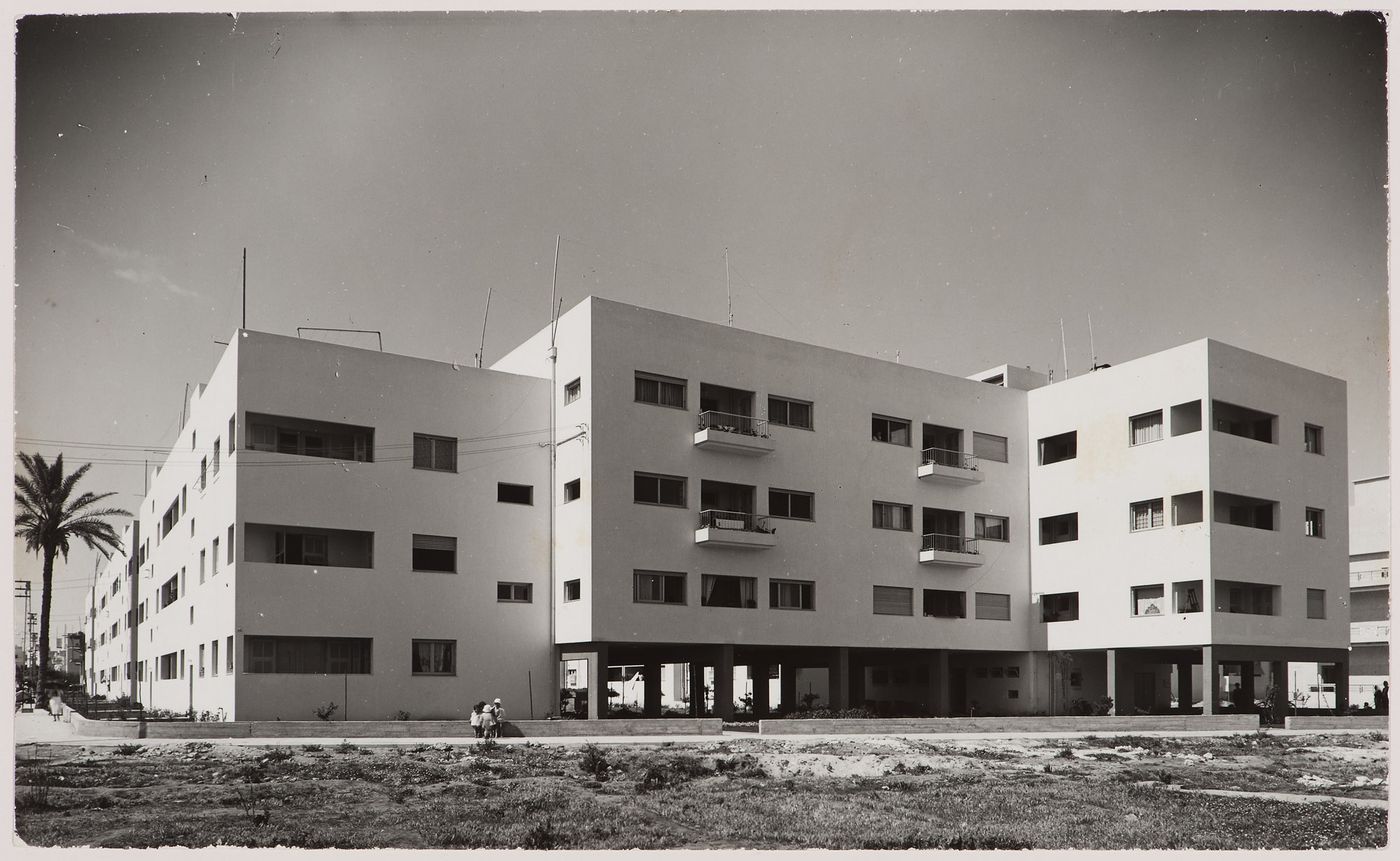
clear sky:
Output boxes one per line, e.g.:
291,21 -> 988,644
10,10 -> 1389,647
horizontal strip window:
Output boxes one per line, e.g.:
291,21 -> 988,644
245,636 -> 372,674
497,483 -> 534,505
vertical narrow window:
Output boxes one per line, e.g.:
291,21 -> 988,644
872,585 -> 913,616
212,439 -> 221,476
199,644 -> 206,677
1304,424 -> 1324,455
199,549 -> 206,583
226,635 -> 234,673
564,378 -> 582,405
211,639 -> 219,676
200,457 -> 208,491
563,479 -> 582,502
1305,508 -> 1325,538
227,524 -> 235,564
212,538 -> 220,576
1306,588 -> 1326,619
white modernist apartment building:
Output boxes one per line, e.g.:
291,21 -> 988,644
87,298 -> 1351,721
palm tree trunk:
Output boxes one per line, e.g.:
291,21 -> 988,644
38,543 -> 55,698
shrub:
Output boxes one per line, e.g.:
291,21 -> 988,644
335,741 -> 359,754
392,710 -> 412,721
115,744 -> 142,756
521,819 -> 562,850
261,747 -> 293,763
785,707 -> 876,720
579,744 -> 610,780
301,744 -> 323,752
314,702 -> 340,722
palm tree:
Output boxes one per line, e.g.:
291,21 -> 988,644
14,453 -> 130,698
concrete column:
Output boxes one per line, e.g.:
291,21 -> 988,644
850,654 -> 867,710
642,661 -> 662,718
1334,656 -> 1350,713
1268,660 -> 1286,723
1240,660 -> 1256,714
751,663 -> 770,716
931,650 -> 950,716
828,647 -> 850,710
714,645 -> 735,720
1202,646 -> 1216,716
689,661 -> 706,717
780,662 -> 798,714
1105,649 -> 1117,716
1176,662 -> 1192,714
586,645 -> 610,721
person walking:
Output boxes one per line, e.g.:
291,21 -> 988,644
469,701 -> 485,738
480,700 -> 498,742
1376,681 -> 1389,715
48,690 -> 64,722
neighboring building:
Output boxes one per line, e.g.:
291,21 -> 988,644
50,631 -> 85,679
88,297 -> 1353,720
1347,476 -> 1389,707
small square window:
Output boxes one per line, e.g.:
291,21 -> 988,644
497,582 -> 533,603
498,483 -> 534,505
411,639 -> 456,675
563,479 -> 581,503
1304,424 -> 1324,455
564,378 -> 582,405
413,434 -> 457,472
1132,584 -> 1166,616
1130,499 -> 1165,532
563,579 -> 581,602
1305,507 -> 1325,538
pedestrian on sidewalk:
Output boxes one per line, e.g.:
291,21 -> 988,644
48,691 -> 65,722
470,701 -> 485,738
480,700 -> 498,742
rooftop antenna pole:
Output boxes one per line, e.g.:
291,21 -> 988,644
1088,312 -> 1098,371
476,287 -> 493,369
241,248 -> 247,330
725,247 -> 732,327
1059,318 -> 1070,380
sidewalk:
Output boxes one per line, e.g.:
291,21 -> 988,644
13,708 -> 81,745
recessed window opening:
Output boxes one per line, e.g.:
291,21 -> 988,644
701,574 -> 758,608
1172,492 -> 1204,525
1039,513 -> 1079,545
1130,411 -> 1164,446
1038,431 -> 1077,465
1214,492 -> 1278,531
1215,580 -> 1278,616
1212,401 -> 1277,443
635,371 -> 687,408
923,589 -> 966,619
1170,400 -> 1202,436
1041,592 -> 1079,622
247,413 -> 374,461
1132,584 -> 1166,616
498,483 -> 534,505
563,479 -> 582,503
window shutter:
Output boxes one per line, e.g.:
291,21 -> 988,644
413,534 -> 457,552
975,592 -> 1011,621
873,586 -> 913,616
973,432 -> 1008,463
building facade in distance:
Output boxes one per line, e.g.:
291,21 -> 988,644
88,297 -> 1352,721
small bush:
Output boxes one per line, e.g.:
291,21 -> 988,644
260,748 -> 293,763
392,710 -> 412,721
1056,748 -> 1075,759
785,707 -> 876,720
115,744 -> 142,756
314,702 -> 340,722
335,741 -> 359,754
521,819 -> 562,849
579,744 -> 610,780
301,744 -> 323,752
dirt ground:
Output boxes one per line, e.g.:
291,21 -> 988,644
14,731 -> 1389,849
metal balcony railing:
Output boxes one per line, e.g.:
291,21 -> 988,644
920,447 -> 978,470
697,411 -> 770,438
921,533 -> 979,554
1351,621 -> 1391,642
699,509 -> 773,534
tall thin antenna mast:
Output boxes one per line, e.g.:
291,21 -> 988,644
476,288 -> 493,368
725,248 -> 732,327
546,234 -> 560,716
241,248 -> 247,330
1059,318 -> 1070,380
1088,313 -> 1097,371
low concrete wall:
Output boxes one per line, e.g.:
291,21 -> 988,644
69,713 -> 721,740
758,715 -> 1262,735
1284,716 -> 1389,730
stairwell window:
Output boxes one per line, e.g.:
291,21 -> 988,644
411,640 -> 457,675
1129,411 -> 1164,446
1130,499 -> 1165,532
635,371 -> 687,409
413,434 -> 457,472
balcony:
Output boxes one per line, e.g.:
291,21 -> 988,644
917,447 -> 983,484
918,533 -> 982,567
694,509 -> 778,549
1351,568 -> 1390,590
693,411 -> 774,456
1351,621 -> 1390,644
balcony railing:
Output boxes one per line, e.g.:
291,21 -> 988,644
1350,568 -> 1391,589
1351,621 -> 1390,643
697,411 -> 770,438
921,533 -> 979,554
699,509 -> 772,533
920,447 -> 977,471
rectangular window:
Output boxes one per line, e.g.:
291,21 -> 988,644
1130,498 -> 1165,532
412,534 -> 457,572
972,432 -> 1008,463
872,501 -> 913,531
634,472 -> 687,507
563,579 -> 581,602
199,549 -> 207,583
212,538 -> 220,576
974,514 -> 1009,542
246,413 -> 373,461
873,585 -> 913,616
161,498 -> 180,537
158,652 -> 178,680
1212,400 -> 1277,443
1038,431 -> 1077,465
497,582 -> 533,603
179,650 -> 185,679
1171,400 -> 1203,436
1304,424 -> 1324,455
871,414 -> 911,446
1172,491 -> 1204,525
1216,580 -> 1279,616
701,574 -> 759,608
1174,581 -> 1203,614
212,439 -> 221,476
198,644 -> 206,677
923,589 -> 966,619
563,479 -> 581,503
1042,592 -> 1080,622
769,396 -> 813,430
411,639 -> 456,675
1214,492 -> 1278,531
1129,411 -> 1164,446
564,378 -> 582,405
497,483 -> 534,505
413,434 -> 458,472
244,636 -> 372,674
227,524 -> 235,564
635,371 -> 687,408
1305,507 -> 1325,538
1306,588 -> 1326,619
229,415 -> 236,451
159,575 -> 179,609
1132,584 -> 1166,616
770,578 -> 815,611
974,592 -> 1012,621
200,457 -> 208,491
226,635 -> 234,673
211,640 -> 219,677
634,570 -> 686,605
769,488 -> 814,520
1039,513 -> 1079,545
